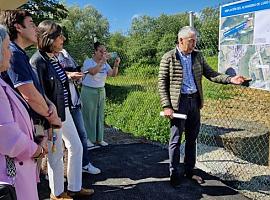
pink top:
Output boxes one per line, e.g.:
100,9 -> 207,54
0,78 -> 38,185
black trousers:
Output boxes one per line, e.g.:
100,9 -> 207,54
169,94 -> 200,176
0,184 -> 17,200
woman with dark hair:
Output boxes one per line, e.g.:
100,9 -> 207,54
0,24 -> 45,200
81,42 -> 120,147
30,20 -> 93,200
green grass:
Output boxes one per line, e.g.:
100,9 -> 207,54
105,56 -> 238,143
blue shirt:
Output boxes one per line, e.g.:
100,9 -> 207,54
8,42 -> 44,95
177,47 -> 197,94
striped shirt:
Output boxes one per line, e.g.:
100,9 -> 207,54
50,56 -> 69,107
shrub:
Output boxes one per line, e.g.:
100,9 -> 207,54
124,63 -> 159,78
105,91 -> 170,143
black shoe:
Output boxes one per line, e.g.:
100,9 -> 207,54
185,170 -> 205,185
170,174 -> 181,187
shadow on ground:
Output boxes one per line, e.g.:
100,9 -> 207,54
38,143 -> 249,200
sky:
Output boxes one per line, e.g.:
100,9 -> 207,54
65,0 -> 229,33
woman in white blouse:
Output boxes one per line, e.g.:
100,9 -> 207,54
81,42 -> 120,147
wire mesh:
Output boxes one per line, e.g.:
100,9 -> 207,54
103,1 -> 270,199
19,0 -> 269,199
195,1 -> 270,199
198,82 -> 270,200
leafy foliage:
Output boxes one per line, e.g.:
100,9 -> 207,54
21,0 -> 68,24
61,5 -> 109,64
107,32 -> 128,70
123,13 -> 190,66
197,7 -> 219,56
156,32 -> 177,60
124,63 -> 159,78
106,91 -> 170,143
105,8 -> 219,67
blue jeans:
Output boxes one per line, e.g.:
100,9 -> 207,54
70,106 -> 90,167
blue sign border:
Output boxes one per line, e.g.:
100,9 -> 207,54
221,0 -> 270,17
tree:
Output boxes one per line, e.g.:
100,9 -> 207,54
125,13 -> 192,66
107,32 -> 128,69
129,15 -> 156,36
61,5 -> 109,64
127,15 -> 159,65
156,32 -> 177,61
21,0 -> 68,24
155,13 -> 189,38
197,7 -> 219,56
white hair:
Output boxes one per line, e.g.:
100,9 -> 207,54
177,26 -> 198,40
0,25 -> 8,63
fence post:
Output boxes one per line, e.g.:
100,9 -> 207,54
189,11 -> 194,28
189,10 -> 198,165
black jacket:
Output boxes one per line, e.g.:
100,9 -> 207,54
30,50 -> 72,122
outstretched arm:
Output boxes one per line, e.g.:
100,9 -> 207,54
230,75 -> 245,85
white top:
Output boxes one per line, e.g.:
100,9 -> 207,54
82,58 -> 112,88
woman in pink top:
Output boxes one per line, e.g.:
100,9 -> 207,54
0,25 -> 46,200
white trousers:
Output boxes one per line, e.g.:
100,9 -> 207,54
47,107 -> 83,196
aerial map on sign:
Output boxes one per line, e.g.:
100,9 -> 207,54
219,0 -> 270,91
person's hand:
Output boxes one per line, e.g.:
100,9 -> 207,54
33,145 -> 46,159
230,75 -> 245,85
68,72 -> 84,80
164,108 -> 174,119
40,135 -> 48,154
114,57 -> 121,66
46,128 -> 53,141
46,104 -> 62,128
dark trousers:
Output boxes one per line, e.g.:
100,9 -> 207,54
169,94 -> 200,176
0,184 -> 17,200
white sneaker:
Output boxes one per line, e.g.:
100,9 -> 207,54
87,139 -> 95,148
82,163 -> 101,174
98,141 -> 108,146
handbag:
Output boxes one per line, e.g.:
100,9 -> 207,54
5,156 -> 16,178
1,135 -> 17,200
4,88 -> 17,179
0,184 -> 17,200
0,83 -> 18,200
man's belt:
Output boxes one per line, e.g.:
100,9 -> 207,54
181,92 -> 199,98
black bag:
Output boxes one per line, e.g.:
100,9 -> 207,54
0,184 -> 17,200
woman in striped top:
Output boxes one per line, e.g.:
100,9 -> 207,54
30,20 -> 94,200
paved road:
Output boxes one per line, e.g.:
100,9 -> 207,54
38,143 -> 250,200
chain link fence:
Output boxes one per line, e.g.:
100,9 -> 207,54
198,83 -> 270,200
194,1 -> 270,199
195,1 -> 270,199
103,1 -> 270,199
